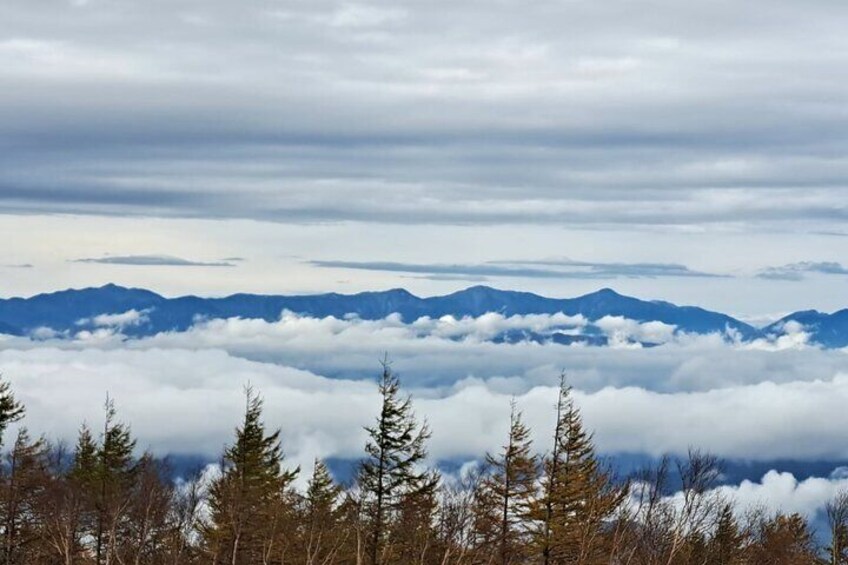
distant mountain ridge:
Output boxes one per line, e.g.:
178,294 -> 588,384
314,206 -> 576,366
0,283 -> 842,346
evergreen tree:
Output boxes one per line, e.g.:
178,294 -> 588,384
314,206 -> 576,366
536,380 -> 626,564
94,396 -> 137,565
71,424 -> 98,482
358,360 -> 438,565
474,401 -> 538,565
203,386 -> 298,564
42,424 -> 100,565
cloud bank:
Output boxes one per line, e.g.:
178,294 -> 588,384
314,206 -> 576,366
0,308 -> 845,469
1,0 -> 848,231
311,259 -> 725,280
757,261 -> 848,281
75,255 -> 235,267
4,345 -> 848,470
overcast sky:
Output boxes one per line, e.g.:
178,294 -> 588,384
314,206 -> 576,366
2,0 -> 848,316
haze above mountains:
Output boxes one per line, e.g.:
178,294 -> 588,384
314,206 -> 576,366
1,284 -> 845,348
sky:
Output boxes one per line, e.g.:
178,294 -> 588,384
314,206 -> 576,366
1,0 -> 848,317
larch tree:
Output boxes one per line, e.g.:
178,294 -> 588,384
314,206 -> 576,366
122,454 -> 173,565
0,378 -> 24,450
748,512 -> 818,565
474,401 -> 538,565
536,378 -> 626,564
705,503 -> 746,565
358,360 -> 438,565
827,490 -> 848,565
298,459 -> 349,565
0,428 -> 49,565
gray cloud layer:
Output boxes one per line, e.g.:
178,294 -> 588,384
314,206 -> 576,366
75,255 -> 235,267
311,258 -> 726,280
1,0 -> 848,228
757,261 -> 848,281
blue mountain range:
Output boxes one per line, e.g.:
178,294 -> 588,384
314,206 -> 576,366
0,283 -> 843,347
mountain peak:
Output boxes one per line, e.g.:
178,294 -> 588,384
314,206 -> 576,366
580,287 -> 624,300
384,288 -> 416,297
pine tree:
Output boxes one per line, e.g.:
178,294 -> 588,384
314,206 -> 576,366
474,401 -> 538,565
536,379 -> 625,564
204,386 -> 298,565
358,360 -> 438,565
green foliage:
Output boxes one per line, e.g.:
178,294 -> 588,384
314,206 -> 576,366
203,385 -> 298,564
359,360 -> 438,565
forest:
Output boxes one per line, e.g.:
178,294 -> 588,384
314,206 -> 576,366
0,366 -> 843,565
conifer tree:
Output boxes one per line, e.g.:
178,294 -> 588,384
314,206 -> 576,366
706,503 -> 745,565
535,379 -> 625,564
749,513 -> 818,565
42,424 -> 100,565
299,459 -> 349,565
0,429 -> 49,564
94,396 -> 137,565
827,491 -> 848,565
358,360 -> 438,565
203,386 -> 297,565
393,483 -> 440,565
123,454 -> 173,565
538,374 -> 567,565
0,378 -> 24,450
474,401 -> 537,565
71,424 -> 99,483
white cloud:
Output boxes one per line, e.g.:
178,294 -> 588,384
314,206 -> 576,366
4,340 -> 848,468
741,320 -> 813,351
594,316 -> 677,347
77,308 -> 151,329
4,310 -> 845,396
714,469 -> 848,519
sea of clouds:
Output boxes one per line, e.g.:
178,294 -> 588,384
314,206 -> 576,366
2,309 -> 848,518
